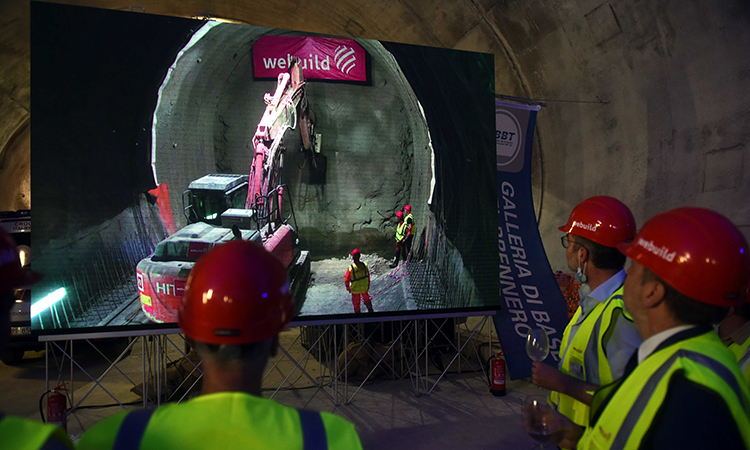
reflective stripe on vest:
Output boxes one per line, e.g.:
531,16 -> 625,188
348,263 -> 369,294
113,409 -> 155,450
580,332 -> 750,450
551,287 -> 625,426
112,408 -> 328,450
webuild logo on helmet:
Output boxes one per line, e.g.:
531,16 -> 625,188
253,35 -> 367,82
636,238 -> 676,262
572,221 -> 599,233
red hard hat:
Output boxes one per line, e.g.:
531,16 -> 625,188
351,248 -> 360,257
618,207 -> 750,307
396,211 -> 403,219
179,240 -> 294,345
0,229 -> 42,293
404,204 -> 411,212
559,196 -> 636,248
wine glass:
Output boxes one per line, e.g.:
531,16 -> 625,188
523,395 -> 554,448
526,327 -> 550,362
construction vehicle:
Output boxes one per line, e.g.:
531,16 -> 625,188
137,56 -> 317,323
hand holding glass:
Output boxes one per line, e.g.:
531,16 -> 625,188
526,327 -> 550,362
523,395 -> 553,448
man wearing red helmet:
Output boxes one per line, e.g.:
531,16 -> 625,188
532,196 -> 642,428
0,230 -> 73,450
389,210 -> 408,268
79,240 -> 362,450
345,249 -> 373,314
403,205 -> 414,255
539,207 -> 750,449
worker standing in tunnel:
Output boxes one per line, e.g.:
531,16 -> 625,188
79,240 -> 362,449
0,230 -> 74,450
532,196 -> 641,429
403,204 -> 414,257
345,248 -> 373,314
389,210 -> 408,268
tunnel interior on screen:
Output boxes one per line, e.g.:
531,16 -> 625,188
30,4 -> 499,332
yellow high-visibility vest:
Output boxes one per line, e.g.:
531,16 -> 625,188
0,413 -> 73,450
551,286 -> 631,427
578,330 -> 750,449
348,262 -> 369,294
77,392 -> 362,450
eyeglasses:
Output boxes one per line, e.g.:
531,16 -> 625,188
561,235 -> 571,249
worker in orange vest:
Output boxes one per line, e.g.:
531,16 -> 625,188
345,248 -> 373,314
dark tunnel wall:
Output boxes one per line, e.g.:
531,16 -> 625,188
2,0 -> 749,273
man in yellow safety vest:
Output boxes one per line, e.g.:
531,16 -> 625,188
532,197 -> 641,427
79,240 -> 363,450
536,207 -> 750,450
717,299 -> 750,387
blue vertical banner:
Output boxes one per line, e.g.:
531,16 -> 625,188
493,100 -> 570,379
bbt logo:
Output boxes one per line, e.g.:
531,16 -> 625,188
496,108 -> 524,173
334,45 -> 357,75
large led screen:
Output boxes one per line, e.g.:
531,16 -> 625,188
31,2 -> 499,335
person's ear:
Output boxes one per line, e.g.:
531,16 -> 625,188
577,245 -> 589,264
643,279 -> 666,309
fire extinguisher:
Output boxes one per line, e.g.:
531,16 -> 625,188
487,351 -> 506,396
42,386 -> 68,431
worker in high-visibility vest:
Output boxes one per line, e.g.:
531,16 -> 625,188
0,230 -> 73,450
403,204 -> 414,255
533,207 -> 750,450
717,298 -> 750,387
532,197 -> 641,428
79,240 -> 363,450
345,248 -> 373,313
389,210 -> 408,268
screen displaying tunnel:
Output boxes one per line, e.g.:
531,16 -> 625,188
30,2 -> 499,335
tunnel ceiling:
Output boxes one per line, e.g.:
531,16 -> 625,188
2,0 -> 749,271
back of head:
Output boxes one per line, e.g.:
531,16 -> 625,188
559,196 -> 636,248
179,240 -> 293,346
396,210 -> 403,220
351,248 -> 360,260
618,207 -> 750,314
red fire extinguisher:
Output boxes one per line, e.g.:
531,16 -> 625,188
46,386 -> 68,431
488,351 -> 506,396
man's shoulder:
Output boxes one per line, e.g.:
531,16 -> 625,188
0,414 -> 74,449
318,411 -> 363,449
77,410 -> 130,449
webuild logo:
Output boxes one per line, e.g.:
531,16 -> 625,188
254,35 -> 366,82
572,221 -> 599,233
637,238 -> 676,262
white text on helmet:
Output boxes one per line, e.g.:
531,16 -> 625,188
572,221 -> 599,232
637,238 -> 676,262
